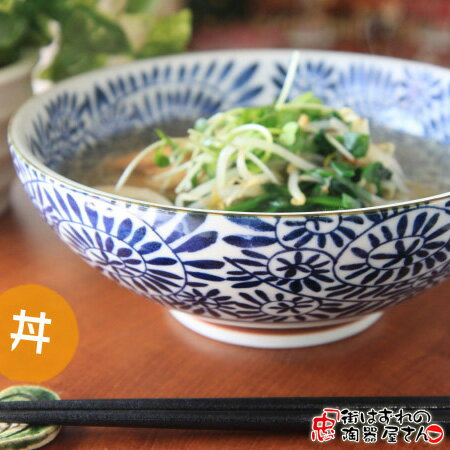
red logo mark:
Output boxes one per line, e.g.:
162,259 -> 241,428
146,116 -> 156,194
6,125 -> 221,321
311,408 -> 341,442
426,424 -> 445,444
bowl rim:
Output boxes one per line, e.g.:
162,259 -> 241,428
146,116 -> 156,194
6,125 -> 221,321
0,50 -> 36,87
9,48 -> 450,217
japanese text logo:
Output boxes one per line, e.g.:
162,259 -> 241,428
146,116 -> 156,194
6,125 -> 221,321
0,285 -> 78,382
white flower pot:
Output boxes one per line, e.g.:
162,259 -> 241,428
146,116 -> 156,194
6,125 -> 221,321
0,53 -> 35,215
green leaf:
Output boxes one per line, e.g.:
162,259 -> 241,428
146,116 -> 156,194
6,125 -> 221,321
262,183 -> 290,196
362,162 -> 392,194
227,183 -> 293,212
289,91 -> 323,105
226,193 -> 273,212
24,13 -> 53,47
307,168 -> 333,179
327,110 -> 345,122
277,121 -> 307,152
58,5 -> 130,54
44,42 -> 108,81
238,105 -> 302,130
0,0 -> 15,13
342,132 -> 370,158
126,0 -> 160,14
134,8 -> 191,58
305,196 -> 345,208
0,47 -> 20,66
0,12 -> 27,50
275,110 -> 300,127
330,160 -> 355,179
46,4 -> 130,80
278,122 -> 298,147
362,162 -> 392,183
329,176 -> 372,205
0,0 -> 192,76
341,193 -> 362,209
239,106 -> 271,126
313,129 -> 335,156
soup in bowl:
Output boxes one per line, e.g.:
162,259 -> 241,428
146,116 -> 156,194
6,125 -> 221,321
9,50 -> 450,348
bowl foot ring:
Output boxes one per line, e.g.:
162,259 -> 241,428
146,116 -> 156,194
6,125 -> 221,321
170,311 -> 383,349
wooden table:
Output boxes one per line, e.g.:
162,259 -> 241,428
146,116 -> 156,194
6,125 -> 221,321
1,181 -> 449,449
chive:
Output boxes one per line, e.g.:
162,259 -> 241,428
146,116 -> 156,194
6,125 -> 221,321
226,193 -> 273,212
342,193 -> 362,209
330,176 -> 372,204
305,196 -> 345,208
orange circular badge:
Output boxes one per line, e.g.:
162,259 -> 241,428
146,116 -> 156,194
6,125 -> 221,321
0,284 -> 78,382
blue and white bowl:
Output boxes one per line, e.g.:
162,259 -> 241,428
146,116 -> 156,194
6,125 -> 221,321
9,50 -> 450,348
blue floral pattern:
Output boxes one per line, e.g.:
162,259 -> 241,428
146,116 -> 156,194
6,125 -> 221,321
220,206 -> 449,322
277,215 -> 365,249
335,208 -> 450,287
18,168 -> 227,306
16,150 -> 449,325
9,50 -> 450,326
170,288 -> 234,318
29,59 -> 264,170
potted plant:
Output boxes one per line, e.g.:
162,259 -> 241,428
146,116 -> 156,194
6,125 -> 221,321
0,0 -> 191,214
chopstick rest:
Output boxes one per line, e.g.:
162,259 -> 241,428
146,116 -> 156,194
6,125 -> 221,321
0,385 -> 61,449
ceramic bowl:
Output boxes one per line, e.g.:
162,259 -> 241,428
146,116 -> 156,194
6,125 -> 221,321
9,50 -> 450,348
0,53 -> 34,215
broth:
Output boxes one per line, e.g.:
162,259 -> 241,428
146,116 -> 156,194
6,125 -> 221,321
62,122 -> 449,210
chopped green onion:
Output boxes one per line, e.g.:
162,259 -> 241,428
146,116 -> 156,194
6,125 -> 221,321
153,148 -> 170,167
279,122 -> 299,147
341,132 -> 370,158
113,55 -> 406,212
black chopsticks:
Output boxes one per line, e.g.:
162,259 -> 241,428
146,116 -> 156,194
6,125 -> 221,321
2,396 -> 450,411
0,397 -> 448,431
